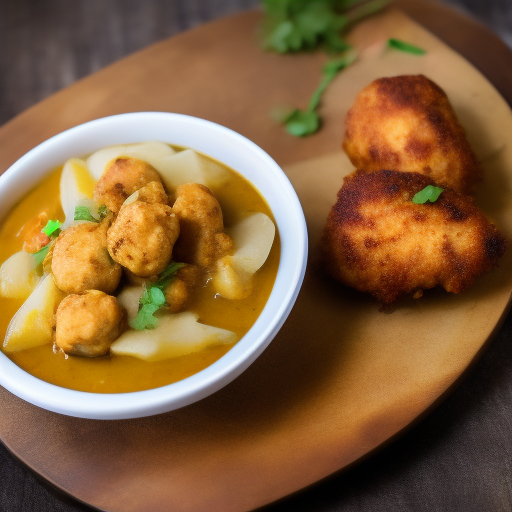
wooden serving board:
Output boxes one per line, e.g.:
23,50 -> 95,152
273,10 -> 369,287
1,2 -> 512,511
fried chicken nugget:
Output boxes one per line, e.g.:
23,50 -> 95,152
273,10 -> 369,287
343,75 -> 481,194
94,157 -> 163,213
55,290 -> 124,357
107,201 -> 180,277
52,219 -> 122,294
172,183 -> 233,268
321,170 -> 506,304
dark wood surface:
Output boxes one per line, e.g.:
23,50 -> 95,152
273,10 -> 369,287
1,1 -> 512,511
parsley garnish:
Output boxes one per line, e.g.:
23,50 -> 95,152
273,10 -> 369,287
74,204 -> 110,223
41,219 -> 61,238
129,262 -> 185,331
388,38 -> 426,55
262,0 -> 389,54
412,185 -> 444,204
279,52 -> 357,136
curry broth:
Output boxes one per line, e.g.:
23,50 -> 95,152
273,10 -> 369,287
0,150 -> 280,393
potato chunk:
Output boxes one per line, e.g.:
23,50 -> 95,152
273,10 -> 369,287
52,220 -> 122,294
55,290 -> 124,357
212,213 -> 275,300
172,183 -> 232,267
3,275 -> 64,353
110,312 -> 236,362
94,157 -> 162,213
107,201 -> 180,277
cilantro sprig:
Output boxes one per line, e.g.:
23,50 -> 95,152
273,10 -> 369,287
262,0 -> 387,137
388,38 -> 426,55
262,0 -> 389,54
279,52 -> 357,136
412,185 -> 444,204
129,262 -> 185,331
74,204 -> 110,223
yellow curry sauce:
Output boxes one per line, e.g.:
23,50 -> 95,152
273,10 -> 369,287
0,152 -> 280,393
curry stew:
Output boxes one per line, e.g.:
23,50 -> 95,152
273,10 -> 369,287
0,146 -> 279,393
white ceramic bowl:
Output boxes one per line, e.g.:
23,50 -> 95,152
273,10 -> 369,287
0,112 -> 307,419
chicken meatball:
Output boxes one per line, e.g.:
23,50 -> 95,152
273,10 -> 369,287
322,169 -> 506,304
55,290 -> 124,357
134,181 -> 168,205
343,75 -> 482,194
52,220 -> 122,294
107,201 -> 180,277
172,183 -> 233,267
94,157 -> 163,213
164,264 -> 203,313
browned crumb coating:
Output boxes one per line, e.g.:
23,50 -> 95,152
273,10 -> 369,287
136,181 -> 168,205
107,201 -> 180,277
172,183 -> 233,268
321,170 -> 506,304
51,220 -> 122,294
94,157 -> 163,213
343,75 -> 481,194
164,264 -> 203,313
55,290 -> 124,357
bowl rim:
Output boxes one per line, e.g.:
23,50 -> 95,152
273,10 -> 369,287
0,112 -> 308,419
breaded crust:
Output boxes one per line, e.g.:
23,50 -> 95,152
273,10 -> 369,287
343,75 -> 481,194
321,170 -> 506,304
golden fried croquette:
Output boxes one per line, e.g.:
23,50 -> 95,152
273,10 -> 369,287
94,157 -> 163,213
172,183 -> 233,267
164,264 -> 203,313
107,201 -> 180,277
322,170 -> 506,304
52,220 -> 122,294
343,75 -> 481,194
55,290 -> 124,357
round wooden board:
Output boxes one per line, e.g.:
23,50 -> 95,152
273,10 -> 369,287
1,2 -> 512,511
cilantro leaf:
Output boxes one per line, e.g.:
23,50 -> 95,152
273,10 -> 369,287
129,261 -> 185,331
412,185 -> 444,204
284,109 -> 320,137
129,302 -> 161,331
32,244 -> 50,266
41,219 -> 61,238
74,204 -> 111,223
388,38 -> 426,55
74,206 -> 100,223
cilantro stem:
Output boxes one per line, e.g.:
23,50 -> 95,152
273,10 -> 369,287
280,52 -> 357,137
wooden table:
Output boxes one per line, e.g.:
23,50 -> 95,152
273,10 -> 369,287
1,1 -> 512,511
